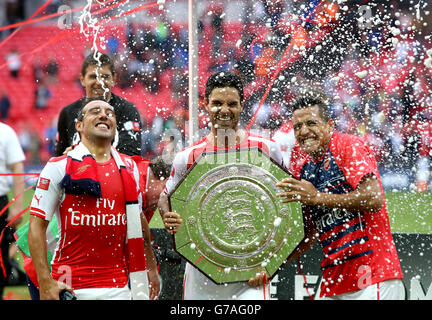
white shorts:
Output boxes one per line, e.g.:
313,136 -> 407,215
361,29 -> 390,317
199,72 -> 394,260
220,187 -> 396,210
74,285 -> 132,300
316,279 -> 405,300
182,262 -> 271,300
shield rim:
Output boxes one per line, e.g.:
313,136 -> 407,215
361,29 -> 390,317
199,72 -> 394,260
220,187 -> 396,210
168,146 -> 304,285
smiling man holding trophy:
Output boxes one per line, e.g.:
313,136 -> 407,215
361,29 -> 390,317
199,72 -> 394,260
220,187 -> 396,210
158,71 -> 304,300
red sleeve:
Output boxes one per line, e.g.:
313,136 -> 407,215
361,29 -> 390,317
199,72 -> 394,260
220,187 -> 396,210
288,144 -> 310,179
330,133 -> 379,190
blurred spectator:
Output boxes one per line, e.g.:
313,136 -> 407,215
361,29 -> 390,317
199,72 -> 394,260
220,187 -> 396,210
35,81 -> 52,109
28,130 -> 41,165
171,33 -> 188,70
45,0 -> 61,15
6,49 -> 21,78
234,51 -> 255,85
18,125 -> 40,165
209,4 -> 225,57
154,21 -> 173,68
116,63 -> 132,89
262,0 -> 285,28
0,120 -> 25,299
0,90 -> 10,120
140,50 -> 161,93
141,118 -> 157,159
5,0 -> 24,33
43,119 -> 57,157
171,69 -> 188,100
45,57 -> 59,84
32,56 -> 44,83
107,35 -> 119,57
254,45 -> 276,78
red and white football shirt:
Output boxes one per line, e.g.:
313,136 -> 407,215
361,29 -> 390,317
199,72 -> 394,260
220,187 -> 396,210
292,132 -> 403,297
30,154 -> 142,290
164,132 -> 283,300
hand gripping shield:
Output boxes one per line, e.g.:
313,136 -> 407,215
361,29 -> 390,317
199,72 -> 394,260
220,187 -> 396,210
168,147 -> 304,284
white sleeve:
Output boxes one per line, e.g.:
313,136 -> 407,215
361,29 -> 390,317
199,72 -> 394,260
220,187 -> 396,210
164,150 -> 189,195
30,159 -> 65,221
5,126 -> 25,165
267,139 -> 284,167
272,129 -> 296,168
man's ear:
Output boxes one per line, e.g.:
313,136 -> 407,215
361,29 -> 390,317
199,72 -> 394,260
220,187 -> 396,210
75,120 -> 83,134
327,119 -> 335,131
204,100 -> 211,113
79,73 -> 85,87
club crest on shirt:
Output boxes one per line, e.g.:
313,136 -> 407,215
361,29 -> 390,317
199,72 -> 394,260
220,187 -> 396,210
76,164 -> 92,174
124,121 -> 140,132
37,178 -> 50,190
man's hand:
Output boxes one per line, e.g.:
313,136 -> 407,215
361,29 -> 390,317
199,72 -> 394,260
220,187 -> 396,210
147,269 -> 161,300
39,278 -> 74,300
248,270 -> 268,287
276,177 -> 319,206
277,174 -> 384,213
163,212 -> 182,234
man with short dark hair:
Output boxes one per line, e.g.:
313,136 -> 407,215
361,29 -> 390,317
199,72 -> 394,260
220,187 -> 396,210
55,53 -> 142,157
29,100 -> 160,300
277,95 -> 404,300
158,71 -> 284,300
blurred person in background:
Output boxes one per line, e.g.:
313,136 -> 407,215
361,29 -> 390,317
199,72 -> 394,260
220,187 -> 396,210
0,121 -> 25,299
55,52 -> 142,157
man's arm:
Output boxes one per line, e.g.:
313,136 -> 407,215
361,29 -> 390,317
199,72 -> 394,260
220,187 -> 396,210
7,161 -> 24,228
157,192 -> 182,234
140,212 -> 160,300
276,173 -> 383,213
145,168 -> 164,212
28,215 -> 70,300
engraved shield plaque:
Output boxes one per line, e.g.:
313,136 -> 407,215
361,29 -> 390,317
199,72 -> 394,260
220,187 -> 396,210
169,147 -> 304,284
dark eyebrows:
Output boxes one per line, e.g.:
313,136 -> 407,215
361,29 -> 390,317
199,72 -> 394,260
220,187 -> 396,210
209,99 -> 239,106
210,99 -> 222,105
87,71 -> 113,78
293,119 -> 319,130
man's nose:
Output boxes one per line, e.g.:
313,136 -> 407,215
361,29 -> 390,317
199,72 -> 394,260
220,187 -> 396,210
298,124 -> 309,135
219,104 -> 230,113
